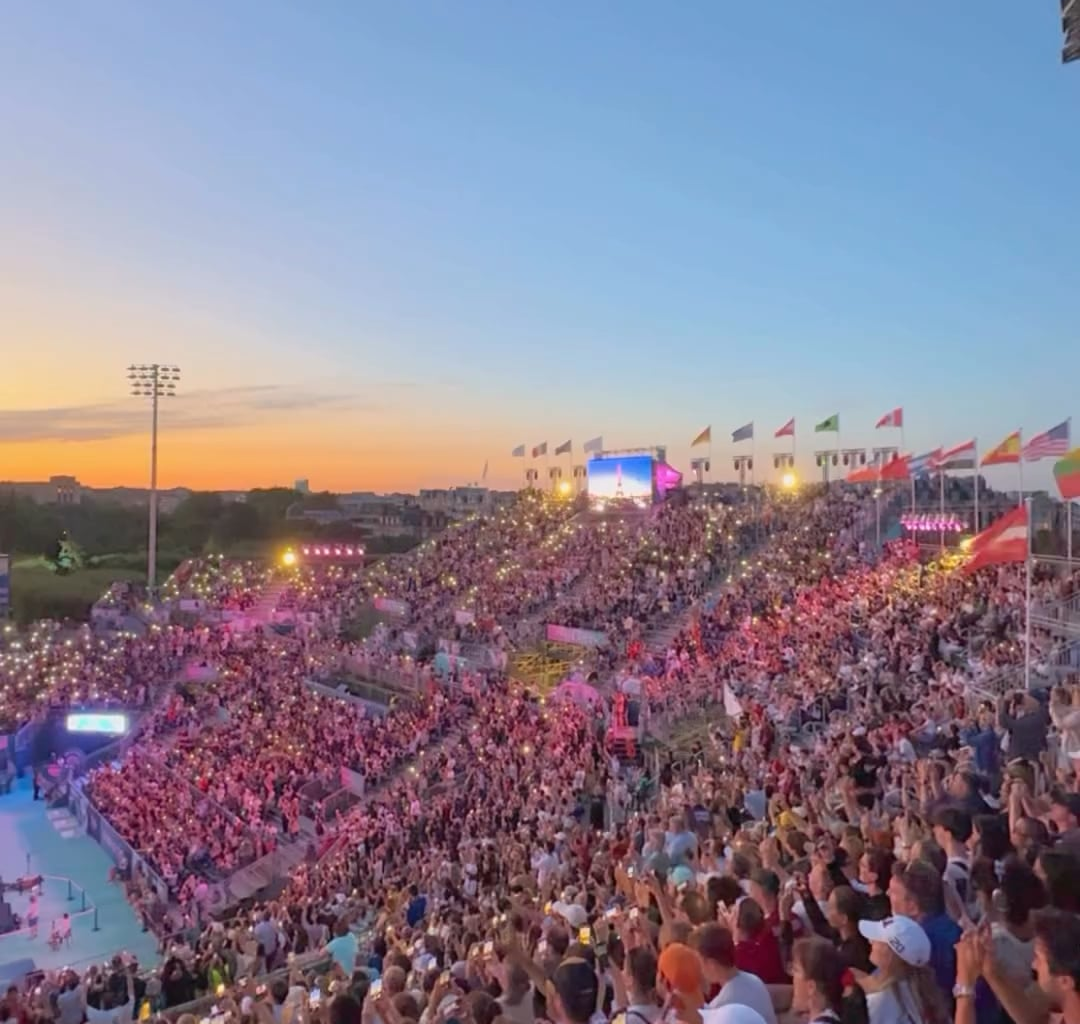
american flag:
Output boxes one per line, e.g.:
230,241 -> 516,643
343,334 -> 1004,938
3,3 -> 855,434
1023,419 -> 1071,461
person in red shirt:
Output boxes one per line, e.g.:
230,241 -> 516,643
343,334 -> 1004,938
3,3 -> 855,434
733,898 -> 788,984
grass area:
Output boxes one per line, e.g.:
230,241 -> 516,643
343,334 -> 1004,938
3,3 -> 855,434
9,564 -> 145,624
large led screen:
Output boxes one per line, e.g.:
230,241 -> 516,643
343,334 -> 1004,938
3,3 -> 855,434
587,454 -> 654,508
66,712 -> 129,736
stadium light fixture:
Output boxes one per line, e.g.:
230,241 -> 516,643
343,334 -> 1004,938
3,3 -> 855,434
128,364 -> 180,595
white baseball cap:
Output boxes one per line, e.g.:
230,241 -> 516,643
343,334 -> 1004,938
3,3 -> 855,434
701,1005 -> 768,1024
858,915 -> 931,968
552,901 -> 588,929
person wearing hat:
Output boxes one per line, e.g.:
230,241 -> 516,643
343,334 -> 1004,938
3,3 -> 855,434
548,958 -> 602,1024
552,902 -> 589,931
855,916 -> 949,1024
658,943 -> 706,1012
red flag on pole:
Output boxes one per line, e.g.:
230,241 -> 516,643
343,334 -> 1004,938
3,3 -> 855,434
964,504 -> 1029,573
774,418 -> 795,438
875,407 -> 903,429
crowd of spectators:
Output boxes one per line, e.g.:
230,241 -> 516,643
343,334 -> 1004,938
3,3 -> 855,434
8,483 -> 1080,1024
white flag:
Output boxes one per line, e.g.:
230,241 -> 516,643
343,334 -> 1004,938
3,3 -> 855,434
583,436 -> 603,454
723,683 -> 744,718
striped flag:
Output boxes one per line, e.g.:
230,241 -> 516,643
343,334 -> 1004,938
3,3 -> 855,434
731,422 -> 753,443
511,444 -> 526,458
982,430 -> 1022,466
532,442 -> 548,458
554,440 -> 572,456
1053,447 -> 1080,500
964,504 -> 1029,573
909,449 -> 941,478
583,436 -> 603,454
875,407 -> 903,429
691,426 -> 711,447
933,439 -> 976,471
774,418 -> 795,438
1023,419 -> 1071,462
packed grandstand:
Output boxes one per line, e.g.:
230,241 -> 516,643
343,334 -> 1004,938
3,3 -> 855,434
2,481 -> 1080,1024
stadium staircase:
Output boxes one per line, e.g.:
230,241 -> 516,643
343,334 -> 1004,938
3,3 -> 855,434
252,580 -> 290,622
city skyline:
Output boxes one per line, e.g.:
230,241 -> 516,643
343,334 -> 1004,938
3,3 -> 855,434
2,3 -> 1077,492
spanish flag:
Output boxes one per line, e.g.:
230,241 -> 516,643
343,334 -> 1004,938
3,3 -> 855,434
691,426 -> 711,447
981,430 -> 1021,466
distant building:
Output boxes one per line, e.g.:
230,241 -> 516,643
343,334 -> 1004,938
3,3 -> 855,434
295,479 -> 310,494
418,486 -> 513,517
0,475 -> 84,505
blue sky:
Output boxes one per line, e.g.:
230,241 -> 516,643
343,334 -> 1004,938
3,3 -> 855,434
1,1 -> 1075,490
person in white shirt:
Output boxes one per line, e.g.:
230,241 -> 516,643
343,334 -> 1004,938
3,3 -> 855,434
856,914 -> 950,1024
695,924 -> 777,1024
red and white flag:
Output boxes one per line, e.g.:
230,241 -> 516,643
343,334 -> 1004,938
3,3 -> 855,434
774,417 -> 795,438
964,504 -> 1028,574
875,407 -> 903,429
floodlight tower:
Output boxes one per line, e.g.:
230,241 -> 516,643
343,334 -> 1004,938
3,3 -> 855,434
128,364 -> 180,594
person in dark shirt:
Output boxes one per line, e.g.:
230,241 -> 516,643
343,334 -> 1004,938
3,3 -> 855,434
405,884 -> 427,927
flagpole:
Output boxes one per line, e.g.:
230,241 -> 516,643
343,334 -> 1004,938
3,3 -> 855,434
939,466 -> 945,553
1068,500 -> 1074,566
973,438 -> 979,533
1018,432 -> 1025,505
1025,495 -> 1032,691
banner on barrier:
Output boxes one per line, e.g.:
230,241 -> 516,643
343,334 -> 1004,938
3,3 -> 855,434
545,624 -> 609,648
454,609 -> 475,625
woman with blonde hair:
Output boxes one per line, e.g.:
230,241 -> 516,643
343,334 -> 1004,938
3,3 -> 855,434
854,916 -> 950,1024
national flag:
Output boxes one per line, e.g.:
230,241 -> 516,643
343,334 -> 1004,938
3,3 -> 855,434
731,422 -> 753,443
815,414 -> 839,433
583,436 -> 603,454
845,465 -> 877,484
933,439 -> 976,471
511,444 -> 526,458
532,442 -> 548,458
774,417 -> 795,438
1054,447 -> 1080,500
723,683 -> 744,718
964,504 -> 1029,574
875,407 -> 903,429
1023,419 -> 1071,462
909,449 -> 941,478
691,426 -> 711,447
554,440 -> 572,456
880,455 -> 911,482
481,460 -> 489,481
982,430 -> 1022,466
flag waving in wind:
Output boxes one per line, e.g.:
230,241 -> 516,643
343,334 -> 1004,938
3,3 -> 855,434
774,418 -> 795,438
982,431 -> 1021,466
964,504 -> 1029,573
1023,419 -> 1071,461
933,440 -> 976,471
731,422 -> 753,443
511,444 -> 526,458
532,442 -> 547,458
691,426 -> 711,447
1053,448 -> 1080,500
815,414 -> 839,433
554,440 -> 572,456
875,408 -> 903,429
583,436 -> 603,454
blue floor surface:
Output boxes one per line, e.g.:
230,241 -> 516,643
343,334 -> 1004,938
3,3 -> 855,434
0,776 -> 159,979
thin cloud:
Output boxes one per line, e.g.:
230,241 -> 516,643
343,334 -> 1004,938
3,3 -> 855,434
0,386 -> 372,443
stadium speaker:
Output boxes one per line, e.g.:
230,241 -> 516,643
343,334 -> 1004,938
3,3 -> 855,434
842,453 -> 849,467
747,458 -> 753,471
733,458 -> 739,471
773,456 -> 779,469
860,452 -> 867,465
705,460 -> 710,472
832,454 -> 839,466
815,455 -> 823,467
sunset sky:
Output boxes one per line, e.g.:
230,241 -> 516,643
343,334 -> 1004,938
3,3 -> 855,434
2,3 -> 1077,493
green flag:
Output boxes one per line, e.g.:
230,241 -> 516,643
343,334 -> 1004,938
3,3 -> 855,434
815,414 -> 839,433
